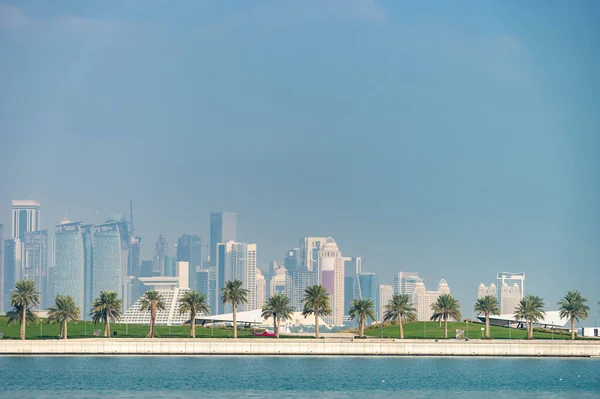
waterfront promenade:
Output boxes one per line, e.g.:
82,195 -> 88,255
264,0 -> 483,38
1,339 -> 599,357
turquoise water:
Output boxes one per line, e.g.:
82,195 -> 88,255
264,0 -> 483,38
0,356 -> 598,398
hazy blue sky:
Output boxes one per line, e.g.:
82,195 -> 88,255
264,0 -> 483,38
1,1 -> 598,321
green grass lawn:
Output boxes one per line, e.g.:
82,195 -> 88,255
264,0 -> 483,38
0,316 -> 257,339
360,321 -> 574,340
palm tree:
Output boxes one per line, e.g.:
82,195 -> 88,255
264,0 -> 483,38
7,305 -> 38,335
383,294 -> 417,339
349,298 -> 376,337
514,294 -> 545,339
9,280 -> 40,340
558,291 -> 589,340
430,294 -> 462,339
90,291 -> 123,338
221,280 -> 248,339
474,295 -> 500,339
261,293 -> 295,338
301,285 -> 332,339
139,290 -> 166,338
47,295 -> 81,339
178,291 -> 210,338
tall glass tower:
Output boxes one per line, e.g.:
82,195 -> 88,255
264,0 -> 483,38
177,234 -> 201,291
12,200 -> 41,241
209,212 -> 236,267
23,230 -> 48,308
54,221 -> 85,314
92,222 -> 123,305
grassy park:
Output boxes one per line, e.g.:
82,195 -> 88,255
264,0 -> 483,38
0,316 -> 257,340
360,321 -> 571,340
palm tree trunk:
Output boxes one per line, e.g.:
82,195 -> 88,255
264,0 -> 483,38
315,310 -> 319,339
571,317 -> 575,341
276,316 -> 280,339
233,303 -> 237,339
399,317 -> 404,339
63,320 -> 68,339
527,320 -> 532,339
444,316 -> 448,339
149,302 -> 156,338
106,309 -> 111,338
20,300 -> 27,340
485,312 -> 490,338
273,314 -> 278,337
359,319 -> 364,337
191,310 -> 196,338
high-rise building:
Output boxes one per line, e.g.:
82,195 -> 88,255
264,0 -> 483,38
92,222 -> 123,308
0,225 -> 4,312
196,269 -> 209,298
496,272 -> 525,313
357,272 -> 379,314
343,257 -> 362,316
393,272 -> 420,299
153,234 -> 170,275
318,238 -> 345,326
256,268 -> 266,309
129,236 -> 142,277
82,225 -> 94,314
413,278 -> 451,321
54,221 -> 85,314
477,283 -> 497,299
12,200 -> 41,241
209,212 -> 236,267
300,237 -> 329,272
269,265 -> 287,297
164,255 -> 175,277
500,283 -> 522,315
213,241 -> 256,314
177,234 -> 201,291
284,248 -> 300,273
3,239 -> 16,313
23,230 -> 48,308
379,284 -> 394,322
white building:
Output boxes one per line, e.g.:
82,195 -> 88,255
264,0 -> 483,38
215,241 -> 257,314
500,283 -> 522,315
379,284 -> 394,322
477,282 -> 497,299
269,265 -> 287,296
393,272 -> 420,303
123,261 -> 192,326
255,268 -> 266,309
496,272 -> 525,313
412,278 -> 451,321
12,200 -> 41,241
317,238 -> 345,327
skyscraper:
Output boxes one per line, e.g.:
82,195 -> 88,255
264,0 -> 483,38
82,225 -> 94,314
214,241 -> 256,314
413,278 -> 451,321
12,200 -> 41,241
153,234 -> 170,275
379,284 -> 394,322
318,238 -> 345,326
54,221 -> 85,314
3,239 -> 16,313
92,222 -> 123,307
393,272 -> 420,298
209,212 -> 236,267
255,268 -> 266,309
23,230 -> 48,308
177,234 -> 201,291
343,257 -> 362,316
129,236 -> 142,277
496,272 -> 525,314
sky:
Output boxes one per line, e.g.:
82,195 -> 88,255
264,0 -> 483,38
0,0 -> 599,323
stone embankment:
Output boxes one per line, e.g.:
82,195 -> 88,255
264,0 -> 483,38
1,339 -> 600,357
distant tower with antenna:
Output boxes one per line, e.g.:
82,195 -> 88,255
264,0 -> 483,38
129,200 -> 134,236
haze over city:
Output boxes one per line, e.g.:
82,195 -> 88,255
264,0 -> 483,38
0,0 -> 598,324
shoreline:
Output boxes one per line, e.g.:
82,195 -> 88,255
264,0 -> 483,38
1,339 -> 599,358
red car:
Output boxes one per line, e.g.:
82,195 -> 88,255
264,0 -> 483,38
252,330 -> 276,337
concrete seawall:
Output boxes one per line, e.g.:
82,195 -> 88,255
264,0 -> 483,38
1,339 -> 600,357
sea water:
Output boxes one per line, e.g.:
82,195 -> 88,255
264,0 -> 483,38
0,356 -> 598,398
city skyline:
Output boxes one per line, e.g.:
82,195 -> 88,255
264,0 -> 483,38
1,1 -> 598,324
0,198 -> 598,324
